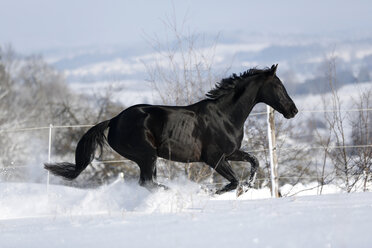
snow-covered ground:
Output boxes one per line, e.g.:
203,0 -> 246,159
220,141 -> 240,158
1,180 -> 372,248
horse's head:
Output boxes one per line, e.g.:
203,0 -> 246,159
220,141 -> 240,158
257,64 -> 298,119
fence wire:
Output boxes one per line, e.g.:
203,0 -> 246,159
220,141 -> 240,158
2,107 -> 372,133
1,107 -> 372,186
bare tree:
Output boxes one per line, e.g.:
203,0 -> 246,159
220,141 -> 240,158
143,12 -> 226,106
350,88 -> 372,191
0,46 -> 33,181
312,116 -> 333,195
143,13 -> 231,184
313,53 -> 372,192
0,45 -> 134,185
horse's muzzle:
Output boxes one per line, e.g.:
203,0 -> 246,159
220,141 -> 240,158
284,104 -> 298,119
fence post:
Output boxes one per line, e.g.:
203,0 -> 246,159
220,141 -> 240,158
47,124 -> 53,192
267,106 -> 279,198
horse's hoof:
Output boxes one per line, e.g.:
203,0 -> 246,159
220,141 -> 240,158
215,189 -> 224,195
236,186 -> 244,197
157,183 -> 169,190
236,182 -> 252,197
141,182 -> 169,192
215,182 -> 238,195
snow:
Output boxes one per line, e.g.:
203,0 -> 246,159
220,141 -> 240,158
69,80 -> 155,106
1,180 -> 372,248
64,58 -> 146,77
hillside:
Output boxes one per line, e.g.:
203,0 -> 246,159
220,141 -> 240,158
42,36 -> 372,106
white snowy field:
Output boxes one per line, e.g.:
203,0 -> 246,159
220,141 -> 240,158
1,180 -> 372,248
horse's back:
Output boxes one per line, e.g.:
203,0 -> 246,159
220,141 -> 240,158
107,103 -> 204,163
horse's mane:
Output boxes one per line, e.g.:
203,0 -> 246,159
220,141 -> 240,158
206,67 -> 270,99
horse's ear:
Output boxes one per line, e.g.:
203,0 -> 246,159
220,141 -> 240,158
269,64 -> 278,76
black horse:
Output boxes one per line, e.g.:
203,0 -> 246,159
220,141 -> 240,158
45,64 -> 297,194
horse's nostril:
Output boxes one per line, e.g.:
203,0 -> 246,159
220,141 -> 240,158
288,106 -> 298,118
293,107 -> 298,115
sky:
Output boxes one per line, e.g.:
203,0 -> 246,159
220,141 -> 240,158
1,0 -> 372,53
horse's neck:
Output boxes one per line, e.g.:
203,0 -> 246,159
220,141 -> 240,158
217,81 -> 259,129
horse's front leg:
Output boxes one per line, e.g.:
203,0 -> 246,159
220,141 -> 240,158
205,154 -> 239,194
226,150 -> 259,187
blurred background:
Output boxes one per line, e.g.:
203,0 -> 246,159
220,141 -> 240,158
1,0 -> 371,194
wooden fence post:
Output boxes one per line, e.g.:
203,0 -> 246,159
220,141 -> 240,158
47,124 -> 53,192
267,106 -> 279,198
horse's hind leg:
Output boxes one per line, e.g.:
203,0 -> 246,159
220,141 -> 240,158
136,156 -> 168,191
107,122 -> 167,192
227,150 -> 259,187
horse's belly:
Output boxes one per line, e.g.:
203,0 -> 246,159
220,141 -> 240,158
158,113 -> 202,162
158,139 -> 202,162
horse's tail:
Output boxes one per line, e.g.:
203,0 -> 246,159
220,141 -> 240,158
44,120 -> 111,180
